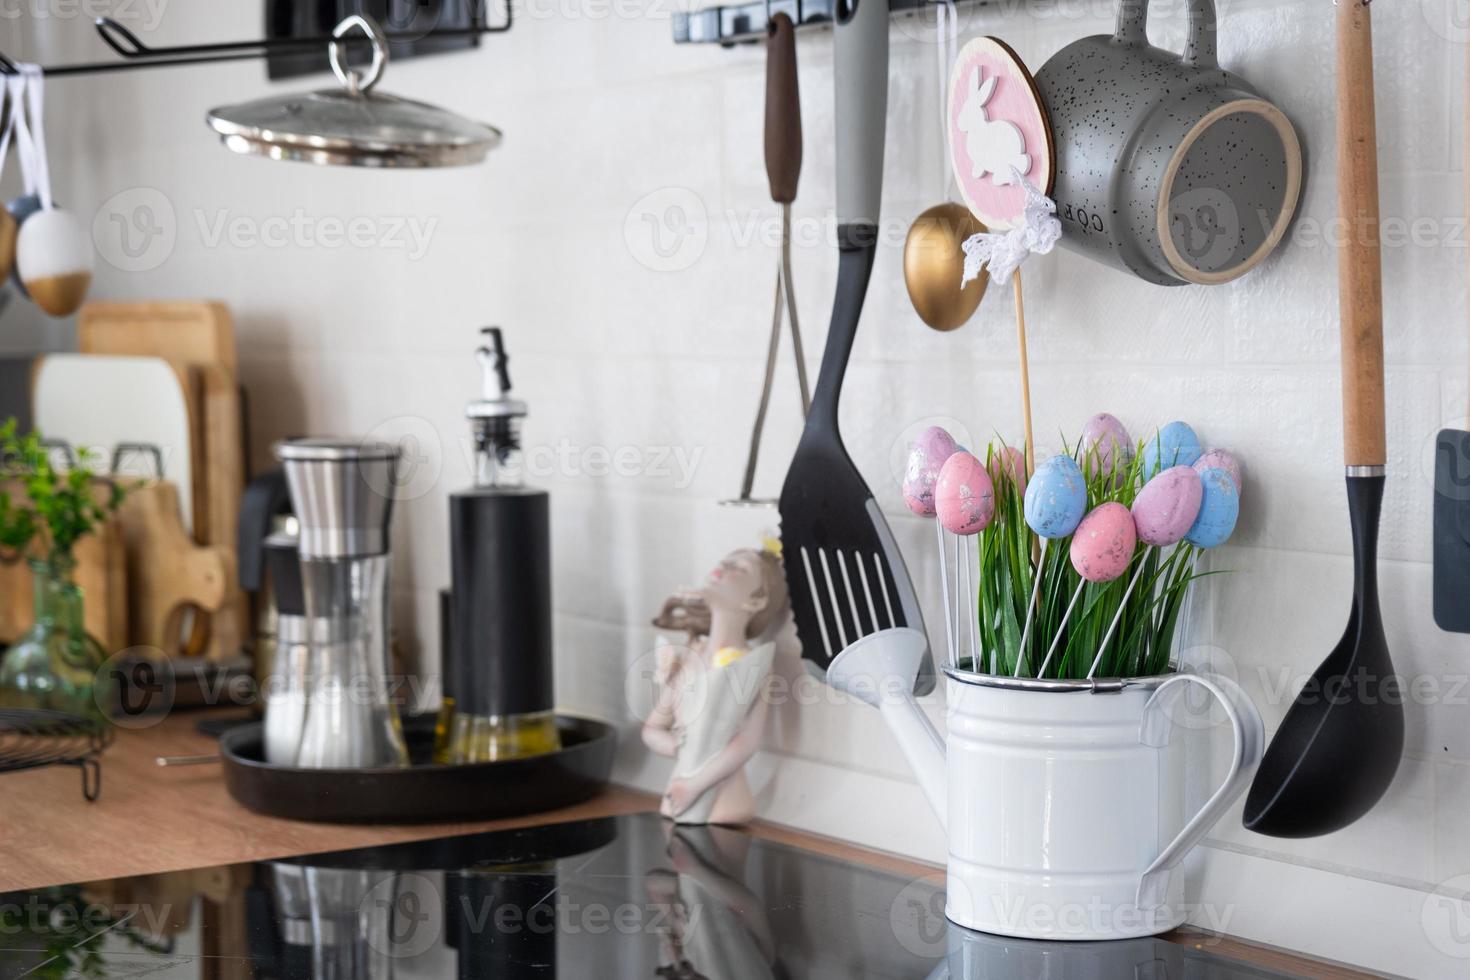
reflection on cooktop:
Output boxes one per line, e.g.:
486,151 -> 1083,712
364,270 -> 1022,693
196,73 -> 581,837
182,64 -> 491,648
0,813 -> 1306,979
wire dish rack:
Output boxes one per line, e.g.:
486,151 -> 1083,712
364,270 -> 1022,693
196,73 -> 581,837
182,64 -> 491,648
0,708 -> 113,801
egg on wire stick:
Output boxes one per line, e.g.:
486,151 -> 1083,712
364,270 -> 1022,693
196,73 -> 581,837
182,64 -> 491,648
935,450 -> 995,671
988,444 -> 1028,495
1185,467 -> 1242,550
1158,465 -> 1242,674
1142,420 -> 1203,478
1015,454 -> 1087,676
1163,448 -> 1244,666
1079,412 -> 1132,478
1085,466 -> 1204,679
903,426 -> 960,666
1036,501 -> 1137,678
1194,449 -> 1242,493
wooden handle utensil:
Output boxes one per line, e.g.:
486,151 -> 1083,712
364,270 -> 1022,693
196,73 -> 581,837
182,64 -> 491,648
764,13 -> 802,205
1337,0 -> 1385,467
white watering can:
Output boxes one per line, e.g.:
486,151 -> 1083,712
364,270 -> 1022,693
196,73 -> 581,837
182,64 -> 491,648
829,628 -> 1264,941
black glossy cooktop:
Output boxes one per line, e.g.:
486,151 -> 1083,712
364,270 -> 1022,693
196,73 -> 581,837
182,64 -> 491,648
0,813 -> 1309,978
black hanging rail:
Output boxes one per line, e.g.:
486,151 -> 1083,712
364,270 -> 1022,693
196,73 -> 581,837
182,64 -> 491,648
673,0 -> 956,46
0,6 -> 512,77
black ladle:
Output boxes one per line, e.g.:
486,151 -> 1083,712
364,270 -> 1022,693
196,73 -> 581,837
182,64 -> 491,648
1242,0 -> 1403,838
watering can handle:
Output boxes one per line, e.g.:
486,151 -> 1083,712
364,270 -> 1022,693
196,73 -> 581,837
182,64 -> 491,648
1135,673 -> 1264,911
1114,0 -> 1218,70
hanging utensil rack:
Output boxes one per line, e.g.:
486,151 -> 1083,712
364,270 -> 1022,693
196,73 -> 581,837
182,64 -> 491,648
674,0 -> 968,46
0,5 -> 511,77
0,708 -> 114,801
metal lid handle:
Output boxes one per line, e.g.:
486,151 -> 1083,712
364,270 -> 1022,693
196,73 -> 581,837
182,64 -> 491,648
329,14 -> 388,96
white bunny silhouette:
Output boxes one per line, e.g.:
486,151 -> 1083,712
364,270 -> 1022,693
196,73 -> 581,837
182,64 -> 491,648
957,68 -> 1031,187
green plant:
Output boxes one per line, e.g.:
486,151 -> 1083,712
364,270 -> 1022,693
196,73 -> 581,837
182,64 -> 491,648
0,419 -> 125,577
973,438 -> 1216,680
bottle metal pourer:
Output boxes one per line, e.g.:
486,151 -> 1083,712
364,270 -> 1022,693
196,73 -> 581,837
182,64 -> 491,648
468,326 -> 527,487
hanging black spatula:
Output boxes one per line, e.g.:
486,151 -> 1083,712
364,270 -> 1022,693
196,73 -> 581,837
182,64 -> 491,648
778,0 -> 933,696
1243,0 -> 1403,838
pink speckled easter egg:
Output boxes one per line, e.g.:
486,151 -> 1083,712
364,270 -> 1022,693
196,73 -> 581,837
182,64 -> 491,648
936,451 -> 996,535
1194,449 -> 1242,496
987,445 -> 1028,495
902,426 -> 959,516
1070,502 -> 1137,583
1080,412 -> 1132,475
1131,466 -> 1204,547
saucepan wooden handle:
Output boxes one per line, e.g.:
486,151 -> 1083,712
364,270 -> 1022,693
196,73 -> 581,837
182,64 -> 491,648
1337,0 -> 1385,468
765,13 -> 802,205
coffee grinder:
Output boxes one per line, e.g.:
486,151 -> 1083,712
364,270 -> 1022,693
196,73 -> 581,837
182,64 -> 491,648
277,438 -> 409,769
435,328 -> 559,763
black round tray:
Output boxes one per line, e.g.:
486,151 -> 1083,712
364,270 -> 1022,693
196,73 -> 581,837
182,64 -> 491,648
220,714 -> 617,824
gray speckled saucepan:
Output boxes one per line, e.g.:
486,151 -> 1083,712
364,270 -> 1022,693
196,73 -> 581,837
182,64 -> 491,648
1034,0 -> 1303,286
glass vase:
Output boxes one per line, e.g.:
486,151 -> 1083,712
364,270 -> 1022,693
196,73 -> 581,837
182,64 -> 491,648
0,559 -> 112,721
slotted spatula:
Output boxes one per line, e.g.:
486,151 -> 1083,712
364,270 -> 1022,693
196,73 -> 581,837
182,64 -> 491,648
778,0 -> 933,696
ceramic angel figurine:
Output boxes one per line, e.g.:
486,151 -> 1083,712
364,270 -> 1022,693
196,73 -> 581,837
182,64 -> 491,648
644,541 -> 791,825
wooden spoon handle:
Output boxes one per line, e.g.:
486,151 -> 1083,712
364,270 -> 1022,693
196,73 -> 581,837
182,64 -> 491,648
765,13 -> 802,205
1337,0 -> 1385,468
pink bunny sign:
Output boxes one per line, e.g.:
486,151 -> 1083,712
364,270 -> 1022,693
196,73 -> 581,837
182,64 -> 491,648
948,37 -> 1055,232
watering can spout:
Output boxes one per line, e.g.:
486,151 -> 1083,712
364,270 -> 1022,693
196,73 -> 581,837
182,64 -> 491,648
827,628 -> 947,829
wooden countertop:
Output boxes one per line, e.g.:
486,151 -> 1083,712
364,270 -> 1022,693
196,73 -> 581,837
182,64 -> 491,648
0,710 -> 1370,978
0,710 -> 655,893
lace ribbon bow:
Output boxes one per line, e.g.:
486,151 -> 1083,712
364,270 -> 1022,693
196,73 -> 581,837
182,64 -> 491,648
960,169 -> 1063,286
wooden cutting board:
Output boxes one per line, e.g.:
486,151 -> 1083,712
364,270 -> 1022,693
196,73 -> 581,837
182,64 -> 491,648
114,480 -> 232,659
76,302 -> 246,662
76,302 -> 244,548
195,363 -> 246,662
79,302 -> 236,382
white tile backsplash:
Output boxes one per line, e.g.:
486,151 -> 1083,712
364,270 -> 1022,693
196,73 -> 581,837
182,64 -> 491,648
9,1 -> 1470,974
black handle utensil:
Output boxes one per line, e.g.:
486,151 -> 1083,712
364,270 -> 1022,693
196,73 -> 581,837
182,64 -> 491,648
777,0 -> 932,695
1243,0 -> 1403,838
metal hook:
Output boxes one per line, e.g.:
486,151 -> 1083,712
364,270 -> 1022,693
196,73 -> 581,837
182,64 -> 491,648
8,3 -> 510,76
95,17 -> 148,58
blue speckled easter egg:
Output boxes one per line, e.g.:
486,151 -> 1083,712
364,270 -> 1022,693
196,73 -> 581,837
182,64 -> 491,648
1143,421 -> 1203,477
1186,467 -> 1240,548
1024,454 -> 1088,539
